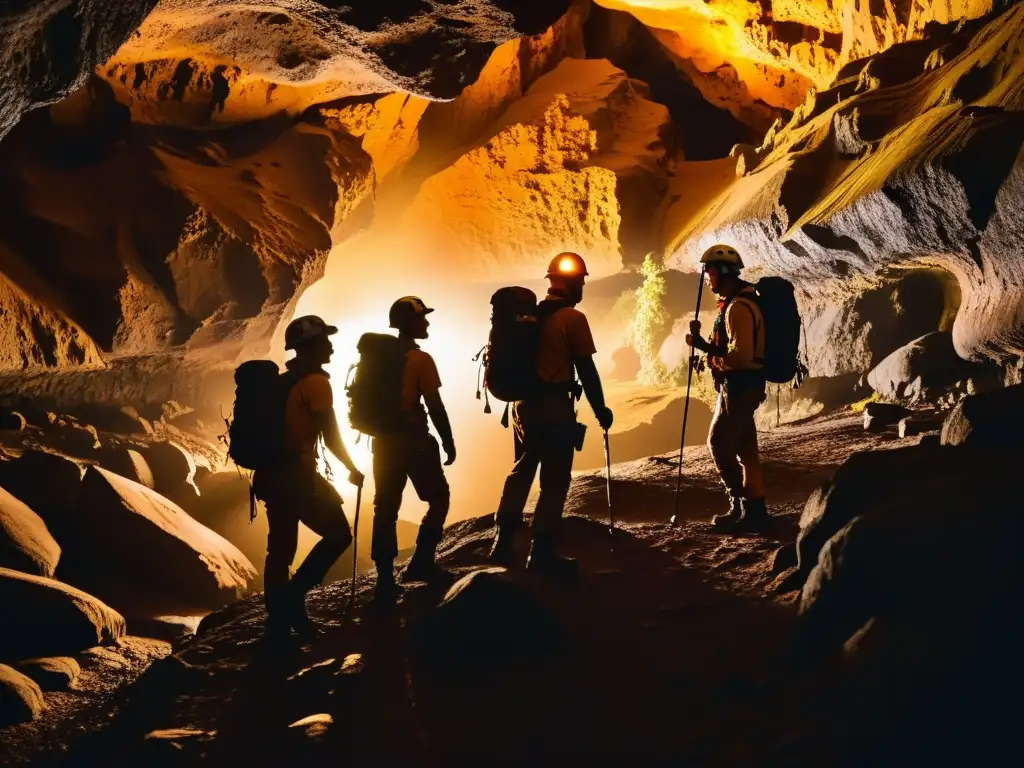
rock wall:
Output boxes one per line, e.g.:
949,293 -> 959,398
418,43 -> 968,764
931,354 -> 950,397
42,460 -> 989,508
667,2 -> 1024,367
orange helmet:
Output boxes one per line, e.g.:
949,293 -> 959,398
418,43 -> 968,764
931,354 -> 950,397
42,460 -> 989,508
546,252 -> 589,279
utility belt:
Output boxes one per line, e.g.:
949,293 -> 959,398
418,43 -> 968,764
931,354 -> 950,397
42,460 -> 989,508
501,379 -> 581,428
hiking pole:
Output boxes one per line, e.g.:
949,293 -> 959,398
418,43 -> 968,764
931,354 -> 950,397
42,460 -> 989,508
671,265 -> 706,526
603,429 -> 615,553
350,481 -> 362,609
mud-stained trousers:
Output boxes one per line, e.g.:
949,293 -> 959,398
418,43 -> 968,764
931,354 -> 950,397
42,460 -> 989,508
495,392 -> 577,539
708,382 -> 766,501
371,430 -> 451,564
255,460 -> 353,617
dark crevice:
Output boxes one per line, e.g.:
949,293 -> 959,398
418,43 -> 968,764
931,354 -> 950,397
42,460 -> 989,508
584,5 -> 753,159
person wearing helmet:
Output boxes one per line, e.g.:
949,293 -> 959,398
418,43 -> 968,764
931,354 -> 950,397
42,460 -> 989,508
255,314 -> 364,641
685,244 -> 769,532
370,296 -> 456,601
489,252 -> 614,577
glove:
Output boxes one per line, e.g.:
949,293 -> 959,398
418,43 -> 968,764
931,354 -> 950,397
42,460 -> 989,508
688,319 -> 702,336
348,469 -> 365,487
596,406 -> 614,432
443,442 -> 457,466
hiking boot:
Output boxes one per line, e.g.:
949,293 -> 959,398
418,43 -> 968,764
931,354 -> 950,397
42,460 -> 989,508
288,592 -> 321,641
488,525 -> 518,567
400,555 -> 454,586
712,493 -> 744,531
736,497 -> 770,533
526,537 -> 578,580
373,564 -> 404,604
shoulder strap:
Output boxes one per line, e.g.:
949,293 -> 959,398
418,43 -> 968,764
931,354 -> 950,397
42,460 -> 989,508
536,298 -> 570,326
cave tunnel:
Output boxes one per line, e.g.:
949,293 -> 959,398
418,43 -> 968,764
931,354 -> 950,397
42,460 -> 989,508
1,0 -> 1023,764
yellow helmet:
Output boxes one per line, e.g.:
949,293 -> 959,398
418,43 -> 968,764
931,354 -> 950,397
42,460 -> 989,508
699,244 -> 744,268
546,252 -> 589,279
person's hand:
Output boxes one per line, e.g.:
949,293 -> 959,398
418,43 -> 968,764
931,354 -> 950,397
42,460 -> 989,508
348,469 -> 365,487
596,406 -> 614,432
689,320 -> 701,337
685,333 -> 694,347
443,442 -> 456,466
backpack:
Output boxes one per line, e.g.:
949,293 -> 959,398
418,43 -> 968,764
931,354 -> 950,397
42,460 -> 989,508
346,333 -> 407,437
227,360 -> 301,471
750,276 -> 804,384
483,288 -> 567,402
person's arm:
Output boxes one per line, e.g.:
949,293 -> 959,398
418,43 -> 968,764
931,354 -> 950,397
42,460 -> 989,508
424,391 -> 456,465
686,320 -> 727,357
314,411 -> 364,484
575,355 -> 613,430
417,353 -> 455,465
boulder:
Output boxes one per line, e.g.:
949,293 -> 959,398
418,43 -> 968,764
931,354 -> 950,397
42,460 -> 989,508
14,656 -> 81,690
0,567 -> 125,660
98,447 -> 156,489
941,384 -> 1024,449
866,332 -> 986,400
797,444 -> 1024,660
416,568 -> 562,669
862,401 -> 910,432
0,451 -> 83,535
897,412 -> 944,439
140,441 -> 199,509
0,485 -> 61,577
57,467 -> 256,615
0,664 -> 44,726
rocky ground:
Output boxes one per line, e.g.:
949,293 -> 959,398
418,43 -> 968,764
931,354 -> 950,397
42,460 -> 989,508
1,408 -> 936,765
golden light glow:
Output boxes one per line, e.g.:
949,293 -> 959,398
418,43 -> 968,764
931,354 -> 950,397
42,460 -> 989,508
559,256 -> 577,274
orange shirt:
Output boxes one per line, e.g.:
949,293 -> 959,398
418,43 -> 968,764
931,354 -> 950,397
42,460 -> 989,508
284,373 -> 333,460
401,348 -> 442,427
537,299 -> 597,383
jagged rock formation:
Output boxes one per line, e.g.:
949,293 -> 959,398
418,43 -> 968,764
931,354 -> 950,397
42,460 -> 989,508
669,2 -> 1024,369
595,0 -> 999,115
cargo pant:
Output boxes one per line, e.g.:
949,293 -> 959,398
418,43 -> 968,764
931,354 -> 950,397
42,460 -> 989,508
254,460 -> 353,617
371,430 -> 451,564
495,391 -> 577,538
708,381 -> 766,500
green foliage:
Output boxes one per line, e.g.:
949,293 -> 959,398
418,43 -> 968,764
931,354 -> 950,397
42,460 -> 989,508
631,254 -> 670,385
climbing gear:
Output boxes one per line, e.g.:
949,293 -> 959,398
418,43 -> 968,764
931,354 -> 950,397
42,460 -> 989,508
477,289 -> 571,406
346,333 -> 407,437
699,244 -> 744,268
603,429 -> 615,553
349,482 -> 362,608
671,266 -> 705,525
545,252 -> 589,279
284,315 -> 337,350
488,524 -> 518,566
712,493 -> 744,530
389,296 -> 434,329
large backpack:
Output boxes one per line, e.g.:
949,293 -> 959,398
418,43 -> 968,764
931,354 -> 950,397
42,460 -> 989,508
346,333 -> 408,437
227,360 -> 301,471
750,276 -> 803,384
483,288 -> 567,402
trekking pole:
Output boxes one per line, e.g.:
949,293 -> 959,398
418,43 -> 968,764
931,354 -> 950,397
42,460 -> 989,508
603,429 -> 615,553
349,482 -> 362,609
671,266 -> 705,525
